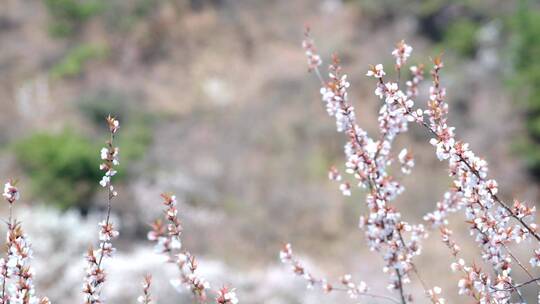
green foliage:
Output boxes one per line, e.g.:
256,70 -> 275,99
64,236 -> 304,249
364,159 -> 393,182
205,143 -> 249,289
442,19 -> 478,57
50,44 -> 108,78
14,131 -> 101,210
511,1 -> 540,176
45,0 -> 104,37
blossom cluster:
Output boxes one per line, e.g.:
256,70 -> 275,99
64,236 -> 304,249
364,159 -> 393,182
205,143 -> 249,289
416,55 -> 540,302
216,287 -> 239,304
137,275 -> 153,304
170,252 -> 211,300
99,115 -> 120,197
450,258 -> 495,301
279,243 -> 385,301
398,148 -> 414,175
0,182 -> 49,304
147,194 -> 182,257
302,27 -> 322,72
148,193 -> 238,303
5,223 -> 43,304
81,220 -> 119,302
2,181 -> 19,204
279,243 -> 332,292
288,29 -> 540,304
391,40 -> 413,70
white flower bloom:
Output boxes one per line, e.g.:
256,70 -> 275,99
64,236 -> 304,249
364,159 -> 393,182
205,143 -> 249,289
392,41 -> 413,68
339,183 -> 351,196
99,176 -> 110,187
531,249 -> 540,267
100,147 -> 109,160
224,290 -> 239,304
3,182 -> 20,203
366,64 -> 385,78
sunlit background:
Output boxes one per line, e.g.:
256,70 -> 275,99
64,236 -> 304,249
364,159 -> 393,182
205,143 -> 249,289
1,0 -> 540,302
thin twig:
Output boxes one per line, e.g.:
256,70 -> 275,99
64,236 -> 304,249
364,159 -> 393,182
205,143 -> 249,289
324,285 -> 401,304
395,269 -> 407,304
491,276 -> 540,292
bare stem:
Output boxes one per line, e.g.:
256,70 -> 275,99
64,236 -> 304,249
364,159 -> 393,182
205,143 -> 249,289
395,269 -> 407,304
491,276 -> 540,292
328,285 -> 401,304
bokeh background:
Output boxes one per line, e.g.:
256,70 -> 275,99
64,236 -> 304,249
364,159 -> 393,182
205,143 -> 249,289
1,0 -> 540,303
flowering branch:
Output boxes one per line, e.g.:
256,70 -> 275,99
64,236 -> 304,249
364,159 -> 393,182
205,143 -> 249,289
83,115 -> 120,304
1,181 -> 50,304
148,193 -> 238,304
279,243 -> 400,304
137,275 -> 153,304
288,25 -> 540,303
0,180 -> 18,302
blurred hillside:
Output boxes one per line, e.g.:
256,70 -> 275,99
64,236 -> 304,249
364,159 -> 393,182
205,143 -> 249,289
1,0 -> 540,303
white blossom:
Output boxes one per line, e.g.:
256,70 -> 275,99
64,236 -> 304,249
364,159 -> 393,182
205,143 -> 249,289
366,64 -> 385,78
3,182 -> 19,203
